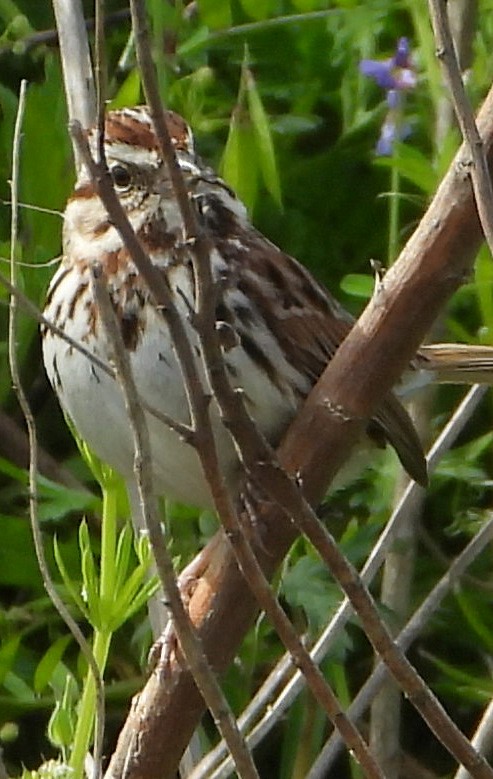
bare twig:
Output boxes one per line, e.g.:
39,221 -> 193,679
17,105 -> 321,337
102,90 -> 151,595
455,698 -> 493,779
121,4 -> 387,777
70,4 -> 387,774
90,268 -> 261,779
51,0 -> 95,165
5,9 -> 339,56
133,5 -> 492,774
193,383 -> 488,779
310,512 -> 493,777
428,0 -> 493,255
8,80 -> 103,779
109,7 -> 493,777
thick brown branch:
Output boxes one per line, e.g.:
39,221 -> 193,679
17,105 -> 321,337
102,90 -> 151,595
106,80 -> 493,778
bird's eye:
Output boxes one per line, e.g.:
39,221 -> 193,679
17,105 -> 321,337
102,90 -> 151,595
111,165 -> 132,190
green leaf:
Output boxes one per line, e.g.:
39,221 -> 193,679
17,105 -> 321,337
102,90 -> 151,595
47,673 -> 77,749
0,635 -> 21,687
282,557 -> 341,634
220,107 -> 259,212
244,65 -> 282,208
475,244 -> 493,332
0,514 -> 41,588
239,0 -> 272,20
110,69 -> 142,110
53,536 -> 89,620
196,0 -> 231,28
455,588 -> 493,653
2,670 -> 35,702
34,635 -> 72,694
79,521 -> 100,627
339,273 -> 373,300
114,523 -> 134,594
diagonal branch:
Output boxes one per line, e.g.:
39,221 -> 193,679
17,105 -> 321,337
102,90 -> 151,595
106,74 -> 493,779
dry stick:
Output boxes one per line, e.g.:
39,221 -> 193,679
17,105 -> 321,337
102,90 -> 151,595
142,68 -> 493,779
154,111 -> 493,778
133,7 -> 491,776
455,700 -> 493,779
51,0 -> 95,163
105,76 -> 493,779
428,7 -> 493,774
7,80 -> 104,779
309,512 -> 493,778
428,0 -> 493,255
126,2 -> 386,776
90,269 -> 261,779
193,383 -> 488,779
68,125 -> 265,779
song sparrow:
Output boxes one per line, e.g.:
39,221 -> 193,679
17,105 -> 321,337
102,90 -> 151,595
41,106 -> 493,506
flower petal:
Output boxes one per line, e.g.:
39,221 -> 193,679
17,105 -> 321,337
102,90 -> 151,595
376,119 -> 397,156
360,59 -> 396,90
394,37 -> 410,68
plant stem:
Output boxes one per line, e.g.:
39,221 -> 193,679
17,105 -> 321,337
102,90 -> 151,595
70,630 -> 112,777
70,477 -> 118,777
388,159 -> 400,264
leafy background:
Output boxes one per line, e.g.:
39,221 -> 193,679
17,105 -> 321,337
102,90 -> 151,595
1,0 -> 493,777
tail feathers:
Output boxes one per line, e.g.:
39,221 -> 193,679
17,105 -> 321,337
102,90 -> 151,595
415,344 -> 493,385
371,393 -> 428,487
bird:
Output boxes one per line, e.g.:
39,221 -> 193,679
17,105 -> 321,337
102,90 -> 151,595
41,106 -> 493,506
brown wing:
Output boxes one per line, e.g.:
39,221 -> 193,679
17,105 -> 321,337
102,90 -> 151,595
215,219 -> 427,486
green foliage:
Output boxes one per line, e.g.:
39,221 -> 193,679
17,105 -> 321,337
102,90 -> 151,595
1,1 -> 493,777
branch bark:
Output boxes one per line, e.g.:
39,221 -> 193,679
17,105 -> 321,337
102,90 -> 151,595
106,74 -> 493,779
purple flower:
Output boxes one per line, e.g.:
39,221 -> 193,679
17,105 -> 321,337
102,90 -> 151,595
360,38 -> 417,155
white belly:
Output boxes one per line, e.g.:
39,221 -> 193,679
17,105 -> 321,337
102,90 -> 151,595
42,264 -> 303,509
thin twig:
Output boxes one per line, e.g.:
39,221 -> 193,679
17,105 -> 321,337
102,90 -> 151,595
90,267 -> 261,779
115,3 -> 493,775
51,0 -> 95,164
310,513 -> 493,777
428,0 -> 493,255
71,87 -> 263,777
98,64 -> 493,778
194,384 -> 488,779
8,79 -> 104,779
455,697 -> 493,779
125,3 -> 386,775
6,9 -> 338,56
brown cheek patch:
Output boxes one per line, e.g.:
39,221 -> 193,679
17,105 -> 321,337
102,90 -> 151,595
70,183 -> 97,200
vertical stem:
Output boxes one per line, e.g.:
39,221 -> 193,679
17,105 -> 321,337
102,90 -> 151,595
70,630 -> 112,778
70,477 -> 118,777
100,476 -> 118,603
388,160 -> 400,265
